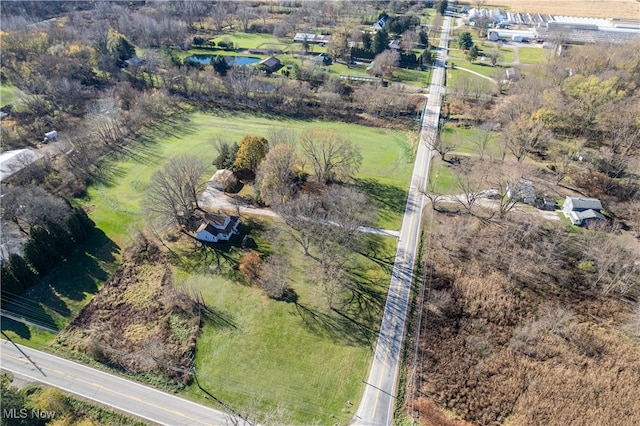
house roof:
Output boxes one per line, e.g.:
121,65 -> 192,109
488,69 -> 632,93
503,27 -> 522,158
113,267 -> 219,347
567,197 -> 602,211
197,214 -> 239,237
575,209 -> 606,221
0,149 -> 44,180
293,33 -> 331,43
260,56 -> 280,69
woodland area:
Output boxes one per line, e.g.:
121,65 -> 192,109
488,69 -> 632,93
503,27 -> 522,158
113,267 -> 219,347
406,26 -> 640,426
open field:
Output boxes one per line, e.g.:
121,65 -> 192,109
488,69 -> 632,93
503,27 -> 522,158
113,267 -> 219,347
178,229 -> 396,424
517,47 -> 549,65
486,0 -> 640,20
86,112 -> 413,234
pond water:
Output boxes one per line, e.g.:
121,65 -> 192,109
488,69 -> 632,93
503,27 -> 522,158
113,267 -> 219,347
184,55 -> 261,66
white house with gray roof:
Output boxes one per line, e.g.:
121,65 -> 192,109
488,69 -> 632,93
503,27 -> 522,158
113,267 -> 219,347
562,196 -> 605,226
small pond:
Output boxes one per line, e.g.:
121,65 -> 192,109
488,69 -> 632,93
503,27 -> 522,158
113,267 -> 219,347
184,55 -> 261,66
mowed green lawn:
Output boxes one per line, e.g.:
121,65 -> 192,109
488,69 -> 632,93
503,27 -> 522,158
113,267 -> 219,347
518,46 -> 548,64
178,232 -> 395,424
85,111 -> 413,235
76,111 -> 405,424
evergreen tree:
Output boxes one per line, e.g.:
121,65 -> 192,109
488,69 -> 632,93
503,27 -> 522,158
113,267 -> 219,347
67,207 -> 95,243
374,29 -> 389,54
458,32 -> 474,51
106,28 -> 136,67
437,1 -> 448,15
362,31 -> 372,51
24,227 -> 62,275
213,141 -> 240,170
8,254 -> 39,289
467,45 -> 479,61
419,30 -> 429,47
1,264 -> 23,299
47,221 -> 75,255
212,56 -> 230,76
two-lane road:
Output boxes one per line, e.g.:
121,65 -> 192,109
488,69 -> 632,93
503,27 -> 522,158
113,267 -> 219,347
0,339 -> 239,425
353,5 -> 453,425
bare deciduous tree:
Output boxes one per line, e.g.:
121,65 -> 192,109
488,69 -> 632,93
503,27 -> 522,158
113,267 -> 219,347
473,125 -> 492,160
145,155 -> 208,227
1,185 -> 71,235
300,130 -> 362,184
255,143 -> 300,206
275,193 -> 327,256
454,164 -> 487,214
502,116 -> 552,162
259,255 -> 291,300
429,129 -> 460,163
324,185 -> 375,245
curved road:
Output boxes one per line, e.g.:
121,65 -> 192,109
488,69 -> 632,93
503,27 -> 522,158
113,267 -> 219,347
352,4 -> 452,425
0,339 -> 240,425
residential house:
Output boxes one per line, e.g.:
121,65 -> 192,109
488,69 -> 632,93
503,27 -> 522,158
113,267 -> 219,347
373,15 -> 388,31
506,180 -> 536,204
562,196 -> 605,226
196,213 -> 240,243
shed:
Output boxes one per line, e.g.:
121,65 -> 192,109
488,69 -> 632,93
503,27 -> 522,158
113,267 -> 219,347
259,56 -> 281,72
0,149 -> 44,180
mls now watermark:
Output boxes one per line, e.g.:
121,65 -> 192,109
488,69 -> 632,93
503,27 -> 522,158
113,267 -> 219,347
3,408 -> 56,420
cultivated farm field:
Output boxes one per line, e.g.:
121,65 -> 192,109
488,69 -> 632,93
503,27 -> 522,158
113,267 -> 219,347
486,0 -> 640,20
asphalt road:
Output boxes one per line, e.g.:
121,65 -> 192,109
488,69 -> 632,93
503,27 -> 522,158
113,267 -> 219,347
0,339 -> 241,426
352,6 -> 452,426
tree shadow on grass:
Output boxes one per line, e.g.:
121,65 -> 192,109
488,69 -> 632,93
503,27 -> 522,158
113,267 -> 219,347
356,234 -> 396,273
353,178 -> 408,225
1,292 -> 60,334
293,302 -> 376,347
47,228 -> 119,302
201,305 -> 237,331
0,317 -> 32,339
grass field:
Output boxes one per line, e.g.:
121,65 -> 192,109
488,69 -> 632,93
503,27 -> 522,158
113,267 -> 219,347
0,84 -> 22,107
441,124 -> 500,156
487,0 -> 640,20
213,33 -> 283,50
179,231 -> 396,424
76,111 -> 407,424
3,110 -> 409,424
518,47 -> 549,65
446,67 -> 494,88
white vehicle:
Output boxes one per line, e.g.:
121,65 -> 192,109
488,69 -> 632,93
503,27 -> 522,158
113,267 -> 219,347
43,130 -> 58,143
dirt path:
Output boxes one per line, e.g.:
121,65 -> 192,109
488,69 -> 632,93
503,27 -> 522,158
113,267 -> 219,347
199,186 -> 400,237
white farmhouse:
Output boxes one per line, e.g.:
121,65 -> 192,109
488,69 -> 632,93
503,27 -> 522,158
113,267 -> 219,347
562,197 -> 605,226
196,213 -> 240,243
